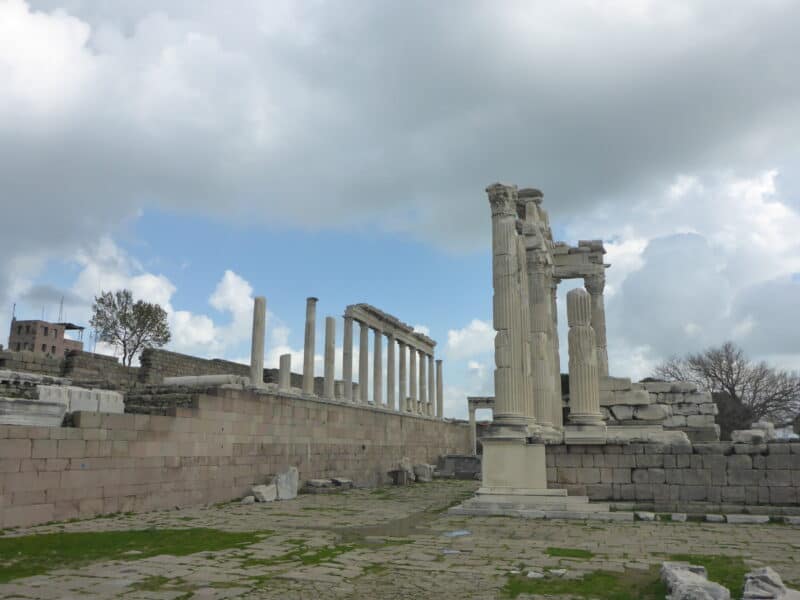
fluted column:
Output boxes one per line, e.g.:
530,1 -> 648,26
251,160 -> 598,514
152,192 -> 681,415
486,183 -> 527,432
585,273 -> 609,377
250,296 -> 266,388
427,354 -> 435,416
398,341 -> 407,411
324,316 -> 335,399
373,328 -> 383,406
566,289 -> 603,425
550,279 -> 564,429
409,346 -> 417,411
436,359 -> 443,419
359,321 -> 369,403
418,350 -> 427,414
302,297 -> 317,395
526,251 -> 554,430
343,316 -> 354,401
386,334 -> 395,410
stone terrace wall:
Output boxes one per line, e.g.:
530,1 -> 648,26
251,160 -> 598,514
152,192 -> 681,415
138,349 -> 250,383
0,351 -> 62,378
547,442 -> 800,513
63,351 -> 139,389
0,387 -> 470,528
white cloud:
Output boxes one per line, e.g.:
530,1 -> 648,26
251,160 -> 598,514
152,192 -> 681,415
447,319 -> 494,360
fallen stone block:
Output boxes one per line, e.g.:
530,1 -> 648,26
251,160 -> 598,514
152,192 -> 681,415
241,495 -> 255,505
732,430 -> 767,444
705,514 -> 725,523
272,466 -> 299,500
398,456 -> 415,481
413,464 -> 435,483
331,477 -> 354,489
784,516 -> 800,526
725,514 -> 769,524
636,511 -> 656,521
743,566 -> 800,599
306,478 -> 334,488
671,513 -> 688,522
661,561 -> 731,600
252,484 -> 277,503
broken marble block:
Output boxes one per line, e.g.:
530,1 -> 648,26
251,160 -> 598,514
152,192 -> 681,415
743,566 -> 800,599
252,484 -> 277,503
398,456 -> 415,481
661,562 -> 730,600
272,466 -> 299,500
413,464 -> 435,483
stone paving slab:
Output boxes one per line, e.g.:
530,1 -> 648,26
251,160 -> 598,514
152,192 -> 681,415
1,480 -> 799,599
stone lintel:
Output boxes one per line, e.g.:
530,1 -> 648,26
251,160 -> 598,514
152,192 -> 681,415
344,303 -> 435,355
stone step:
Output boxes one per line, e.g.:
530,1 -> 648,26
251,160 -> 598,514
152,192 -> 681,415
599,376 -> 633,392
449,504 -> 633,522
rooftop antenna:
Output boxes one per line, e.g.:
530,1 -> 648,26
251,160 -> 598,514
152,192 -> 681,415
58,296 -> 64,322
11,303 -> 15,320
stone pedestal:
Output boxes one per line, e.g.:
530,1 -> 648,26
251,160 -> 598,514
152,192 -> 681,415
480,438 -> 547,492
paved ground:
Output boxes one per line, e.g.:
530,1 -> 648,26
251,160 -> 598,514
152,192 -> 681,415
2,480 -> 799,599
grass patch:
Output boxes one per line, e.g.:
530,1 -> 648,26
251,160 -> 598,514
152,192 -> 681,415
667,553 -> 748,598
545,547 -> 595,559
0,527 -> 270,583
503,567 -> 666,599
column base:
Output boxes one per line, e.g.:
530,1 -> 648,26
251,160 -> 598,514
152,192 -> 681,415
534,425 -> 564,444
564,423 -> 608,445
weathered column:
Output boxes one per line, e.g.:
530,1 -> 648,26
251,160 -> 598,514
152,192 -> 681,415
418,350 -> 427,414
409,346 -> 417,412
550,279 -> 564,429
486,183 -> 527,433
436,359 -> 443,419
398,341 -> 407,411
427,354 -> 435,416
386,333 -> 395,410
566,289 -> 604,428
469,405 -> 477,455
359,321 -> 369,403
302,297 -> 317,395
250,296 -> 266,388
323,316 -> 335,399
278,353 -> 291,392
373,328 -> 383,406
585,273 -> 609,378
343,315 -> 354,401
527,251 -> 555,431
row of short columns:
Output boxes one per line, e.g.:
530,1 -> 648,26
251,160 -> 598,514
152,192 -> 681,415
264,297 -> 444,418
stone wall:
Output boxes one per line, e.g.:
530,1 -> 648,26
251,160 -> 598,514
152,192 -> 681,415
547,441 -> 800,513
138,349 -> 250,383
63,351 -> 139,389
0,351 -> 62,378
0,386 -> 470,528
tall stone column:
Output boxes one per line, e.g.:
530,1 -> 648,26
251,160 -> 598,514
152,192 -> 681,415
359,321 -> 369,403
469,406 -> 477,455
418,350 -> 427,414
386,334 -> 395,410
373,328 -> 383,406
398,341 -> 407,412
565,288 -> 605,443
324,316 -> 335,400
526,250 -> 555,431
584,273 -> 609,377
278,353 -> 291,392
250,296 -> 266,388
436,359 -> 443,419
343,316 -> 354,402
427,354 -> 435,416
486,183 -> 527,433
409,347 -> 417,412
550,279 -> 564,429
302,297 -> 317,395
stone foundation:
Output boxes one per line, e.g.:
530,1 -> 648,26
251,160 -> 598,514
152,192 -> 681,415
0,386 -> 470,528
547,442 -> 800,512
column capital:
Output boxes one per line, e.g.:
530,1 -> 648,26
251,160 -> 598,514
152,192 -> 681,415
584,272 -> 605,295
486,183 -> 518,217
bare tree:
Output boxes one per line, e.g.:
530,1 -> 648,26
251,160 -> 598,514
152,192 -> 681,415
90,289 -> 171,366
654,341 -> 800,427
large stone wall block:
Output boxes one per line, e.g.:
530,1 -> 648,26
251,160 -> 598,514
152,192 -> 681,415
634,404 -> 670,421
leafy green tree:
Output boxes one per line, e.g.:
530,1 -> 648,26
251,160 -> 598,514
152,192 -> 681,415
90,289 -> 171,366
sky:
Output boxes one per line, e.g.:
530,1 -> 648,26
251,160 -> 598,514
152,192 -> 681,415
2,0 -> 799,419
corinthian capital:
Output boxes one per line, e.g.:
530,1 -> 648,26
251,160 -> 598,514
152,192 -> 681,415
486,183 -> 518,217
584,273 -> 605,295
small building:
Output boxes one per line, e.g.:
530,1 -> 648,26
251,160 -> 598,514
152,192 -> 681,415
7,318 -> 84,357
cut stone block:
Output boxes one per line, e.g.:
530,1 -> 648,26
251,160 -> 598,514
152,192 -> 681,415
0,397 -> 67,426
273,467 -> 299,500
600,389 -> 652,406
743,566 -> 800,600
661,562 -> 730,600
635,404 -> 670,421
599,377 -> 633,392
413,464 -> 435,483
252,484 -> 277,502
725,514 -> 769,524
705,514 -> 725,523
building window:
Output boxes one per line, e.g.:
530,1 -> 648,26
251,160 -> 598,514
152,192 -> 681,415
25,325 -> 30,334
44,326 -> 49,336
52,346 -> 56,354
17,326 -> 21,335
15,343 -> 20,351
41,344 -> 47,353
54,329 -> 58,338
